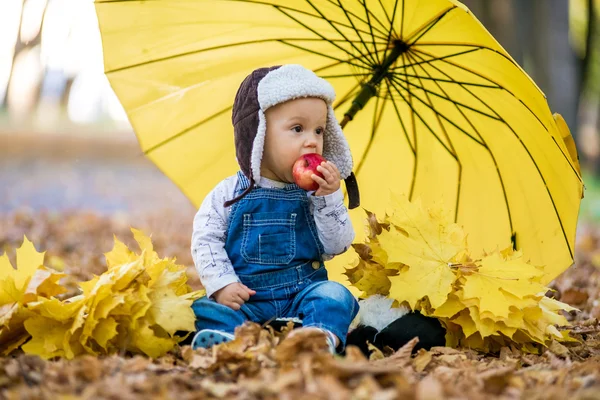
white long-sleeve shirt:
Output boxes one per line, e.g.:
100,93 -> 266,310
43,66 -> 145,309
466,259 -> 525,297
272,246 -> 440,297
191,174 -> 355,298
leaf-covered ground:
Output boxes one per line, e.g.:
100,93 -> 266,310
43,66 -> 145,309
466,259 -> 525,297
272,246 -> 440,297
1,210 -> 600,399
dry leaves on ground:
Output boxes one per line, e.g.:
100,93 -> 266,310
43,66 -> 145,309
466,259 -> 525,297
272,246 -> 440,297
1,210 -> 600,399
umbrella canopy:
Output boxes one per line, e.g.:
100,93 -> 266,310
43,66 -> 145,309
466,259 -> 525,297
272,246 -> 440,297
95,0 -> 583,285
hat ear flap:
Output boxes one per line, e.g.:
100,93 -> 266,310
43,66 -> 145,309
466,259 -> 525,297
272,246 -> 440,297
322,105 -> 359,208
322,105 -> 353,178
344,172 -> 360,209
249,110 -> 267,183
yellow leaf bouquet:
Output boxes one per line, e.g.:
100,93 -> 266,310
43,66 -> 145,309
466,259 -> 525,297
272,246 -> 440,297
0,229 -> 204,359
345,194 -> 576,353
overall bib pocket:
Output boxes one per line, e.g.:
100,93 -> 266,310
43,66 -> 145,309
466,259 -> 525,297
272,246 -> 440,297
241,212 -> 297,265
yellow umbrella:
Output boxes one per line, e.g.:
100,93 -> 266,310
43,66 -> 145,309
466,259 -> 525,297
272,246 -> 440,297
95,0 -> 583,285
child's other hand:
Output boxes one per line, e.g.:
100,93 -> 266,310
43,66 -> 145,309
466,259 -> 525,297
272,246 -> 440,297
213,282 -> 256,310
312,161 -> 341,197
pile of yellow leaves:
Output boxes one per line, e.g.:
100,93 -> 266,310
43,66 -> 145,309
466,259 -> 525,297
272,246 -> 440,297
0,229 -> 204,359
345,194 -> 577,353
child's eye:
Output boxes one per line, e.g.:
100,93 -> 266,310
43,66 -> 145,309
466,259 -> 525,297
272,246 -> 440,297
292,125 -> 303,133
316,127 -> 324,135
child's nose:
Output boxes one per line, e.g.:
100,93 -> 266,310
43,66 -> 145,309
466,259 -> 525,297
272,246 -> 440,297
305,136 -> 318,148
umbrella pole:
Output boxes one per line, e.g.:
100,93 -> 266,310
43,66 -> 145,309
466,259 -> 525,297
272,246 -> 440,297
338,40 -> 409,209
341,40 -> 409,128
340,115 -> 351,129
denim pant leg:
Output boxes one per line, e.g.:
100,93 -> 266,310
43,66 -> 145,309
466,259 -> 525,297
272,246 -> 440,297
287,281 -> 359,348
192,296 -> 251,335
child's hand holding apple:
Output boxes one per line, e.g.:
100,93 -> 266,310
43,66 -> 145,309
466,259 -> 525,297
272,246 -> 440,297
292,154 -> 341,196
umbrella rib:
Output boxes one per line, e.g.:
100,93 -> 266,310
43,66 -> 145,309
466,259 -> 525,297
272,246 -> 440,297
550,136 -> 583,182
389,74 -> 500,122
324,0 -> 390,38
408,48 -> 500,119
411,47 -> 546,126
319,73 -> 372,78
306,0 -> 378,66
376,0 -> 398,36
404,51 -> 462,221
391,48 -> 481,71
387,87 -> 416,156
262,0 -> 390,39
313,53 -> 385,74
363,0 -> 399,37
225,0 -> 386,35
402,52 -> 419,201
333,80 -> 365,110
405,6 -> 456,45
353,93 -> 387,178
391,72 -> 499,89
389,75 -> 489,147
406,50 -> 487,146
335,0 -> 383,66
274,7 -> 376,70
378,0 -> 399,64
385,80 -> 457,160
409,50 -> 573,259
359,0 -> 382,64
278,40 -> 371,71
412,46 -> 584,184
104,38 -> 287,74
400,0 -> 406,39
143,106 -> 232,155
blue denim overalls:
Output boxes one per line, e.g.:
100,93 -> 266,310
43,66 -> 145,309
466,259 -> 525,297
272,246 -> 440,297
192,172 -> 358,346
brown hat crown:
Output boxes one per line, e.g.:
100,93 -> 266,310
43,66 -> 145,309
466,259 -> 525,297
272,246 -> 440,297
231,66 -> 280,180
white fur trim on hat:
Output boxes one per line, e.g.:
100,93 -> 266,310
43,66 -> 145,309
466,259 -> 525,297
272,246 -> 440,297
258,64 -> 336,110
250,64 -> 354,182
251,111 -> 267,182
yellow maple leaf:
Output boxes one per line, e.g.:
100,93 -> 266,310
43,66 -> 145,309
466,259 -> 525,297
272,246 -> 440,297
432,293 -> 466,319
22,267 -> 66,303
0,237 -> 67,355
381,195 -> 466,309
92,317 -> 119,350
344,259 -> 396,297
22,315 -> 73,359
0,303 -> 35,356
0,277 -> 21,307
461,331 -> 488,352
0,237 -> 46,304
130,318 -> 177,359
27,296 -> 84,322
148,285 -> 196,336
104,236 -> 138,269
461,252 -> 546,319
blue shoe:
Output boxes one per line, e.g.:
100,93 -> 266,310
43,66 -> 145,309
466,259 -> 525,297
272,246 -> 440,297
191,329 -> 235,349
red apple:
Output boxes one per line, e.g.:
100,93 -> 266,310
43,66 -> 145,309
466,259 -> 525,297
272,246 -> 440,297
292,153 -> 326,191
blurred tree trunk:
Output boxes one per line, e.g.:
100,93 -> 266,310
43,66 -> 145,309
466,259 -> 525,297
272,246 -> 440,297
462,0 -> 523,65
1,0 -> 48,113
530,0 -> 579,134
1,0 -> 25,109
463,0 -> 579,135
577,0 -> 600,173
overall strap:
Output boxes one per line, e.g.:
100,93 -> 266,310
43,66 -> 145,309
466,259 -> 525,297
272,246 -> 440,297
237,171 -> 251,190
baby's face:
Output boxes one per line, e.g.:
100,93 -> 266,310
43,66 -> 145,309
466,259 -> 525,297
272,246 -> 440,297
261,97 -> 327,183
